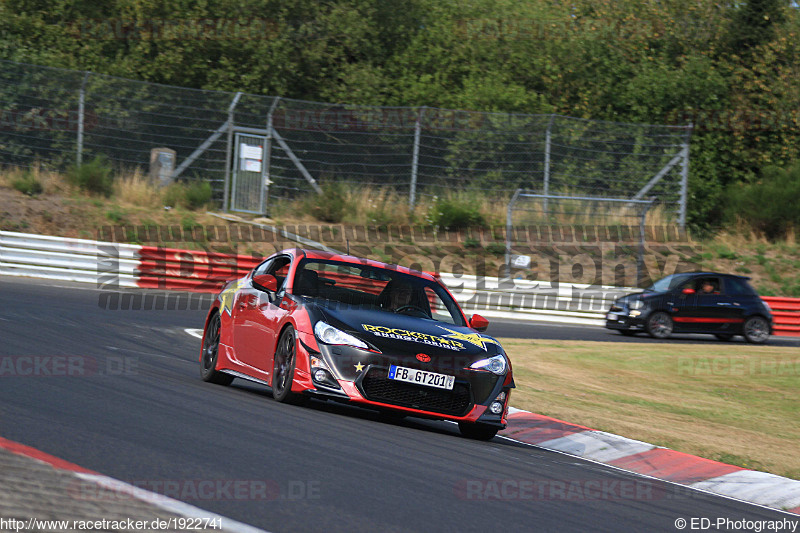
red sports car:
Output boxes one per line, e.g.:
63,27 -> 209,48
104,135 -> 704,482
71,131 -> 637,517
200,249 -> 514,440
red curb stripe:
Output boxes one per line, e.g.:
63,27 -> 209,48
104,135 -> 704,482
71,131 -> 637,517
500,412 -> 593,444
608,448 -> 743,484
788,507 -> 800,515
0,436 -> 96,474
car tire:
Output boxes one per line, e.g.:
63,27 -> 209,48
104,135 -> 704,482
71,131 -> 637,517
200,313 -> 234,386
646,312 -> 673,339
743,316 -> 770,344
714,333 -> 734,341
458,422 -> 499,441
272,327 -> 308,405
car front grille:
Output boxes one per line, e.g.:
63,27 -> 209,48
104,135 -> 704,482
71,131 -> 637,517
360,368 -> 472,416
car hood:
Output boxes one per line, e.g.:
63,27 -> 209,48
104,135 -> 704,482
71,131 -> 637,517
313,303 -> 502,360
617,291 -> 664,305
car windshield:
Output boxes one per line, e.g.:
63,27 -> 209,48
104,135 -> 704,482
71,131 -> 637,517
293,259 -> 466,326
646,273 -> 693,292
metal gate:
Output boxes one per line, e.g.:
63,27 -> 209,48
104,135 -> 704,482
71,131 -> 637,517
230,132 -> 269,213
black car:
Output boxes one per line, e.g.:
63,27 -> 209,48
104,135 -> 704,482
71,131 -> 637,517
605,272 -> 773,343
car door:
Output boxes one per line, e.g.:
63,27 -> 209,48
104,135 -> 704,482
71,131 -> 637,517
674,276 -> 735,333
668,279 -> 701,332
233,256 -> 291,373
717,277 -> 752,332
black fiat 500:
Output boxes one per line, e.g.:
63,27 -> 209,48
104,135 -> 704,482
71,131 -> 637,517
605,272 -> 773,343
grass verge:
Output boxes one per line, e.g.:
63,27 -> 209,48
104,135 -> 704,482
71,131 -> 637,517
501,339 -> 800,480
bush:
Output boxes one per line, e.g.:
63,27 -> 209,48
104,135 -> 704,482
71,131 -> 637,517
11,172 -> 43,196
184,181 -> 213,210
162,181 -> 213,210
428,194 -> 486,230
725,163 -> 800,239
303,182 -> 350,223
66,156 -> 113,196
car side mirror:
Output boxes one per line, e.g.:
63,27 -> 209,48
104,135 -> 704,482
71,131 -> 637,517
681,288 -> 695,295
469,314 -> 489,332
252,274 -> 278,292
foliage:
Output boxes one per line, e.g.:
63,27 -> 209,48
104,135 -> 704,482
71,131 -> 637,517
302,182 -> 351,223
427,194 -> 486,229
11,172 -> 43,196
163,181 -> 213,210
66,156 -> 113,196
1,0 -> 800,231
725,162 -> 800,239
183,181 -> 213,210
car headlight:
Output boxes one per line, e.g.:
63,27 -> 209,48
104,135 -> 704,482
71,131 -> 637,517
314,321 -> 368,350
470,354 -> 507,375
630,299 -> 645,310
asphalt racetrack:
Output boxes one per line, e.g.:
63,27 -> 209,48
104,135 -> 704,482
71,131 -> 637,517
0,277 -> 796,532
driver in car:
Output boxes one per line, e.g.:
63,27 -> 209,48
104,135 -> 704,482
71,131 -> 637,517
389,282 -> 415,312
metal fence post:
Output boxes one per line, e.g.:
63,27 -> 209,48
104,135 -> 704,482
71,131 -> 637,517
505,189 -> 522,277
409,106 -> 425,211
263,96 -> 281,215
678,124 -> 692,229
222,91 -> 242,212
637,198 -> 655,287
542,114 -> 555,215
76,71 -> 89,166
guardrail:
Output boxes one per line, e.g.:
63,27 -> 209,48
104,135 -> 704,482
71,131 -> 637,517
1,230 -> 798,335
0,231 -> 140,286
762,297 -> 800,337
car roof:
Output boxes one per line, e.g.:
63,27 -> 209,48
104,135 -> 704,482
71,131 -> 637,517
281,248 -> 439,282
682,272 -> 751,281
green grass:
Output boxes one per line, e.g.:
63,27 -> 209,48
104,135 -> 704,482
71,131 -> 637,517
502,339 -> 800,479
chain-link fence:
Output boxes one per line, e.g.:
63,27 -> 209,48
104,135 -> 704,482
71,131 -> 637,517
0,59 -> 692,224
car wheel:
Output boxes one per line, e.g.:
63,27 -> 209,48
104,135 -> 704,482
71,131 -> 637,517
743,316 -> 770,344
714,333 -> 734,341
458,422 -> 499,441
646,312 -> 673,339
200,313 -> 234,386
272,327 -> 308,405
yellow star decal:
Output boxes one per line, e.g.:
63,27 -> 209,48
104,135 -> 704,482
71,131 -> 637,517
219,278 -> 249,316
439,327 -> 500,350
354,362 -> 364,372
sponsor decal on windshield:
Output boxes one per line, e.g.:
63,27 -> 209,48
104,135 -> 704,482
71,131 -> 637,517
361,324 -> 466,351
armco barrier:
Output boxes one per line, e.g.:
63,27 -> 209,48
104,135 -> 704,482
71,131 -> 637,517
763,297 -> 800,337
0,231 -> 140,286
1,230 -> 799,334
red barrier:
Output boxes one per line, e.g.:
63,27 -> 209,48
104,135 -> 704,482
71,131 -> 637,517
763,297 -> 800,337
136,246 -> 259,292
132,247 -> 800,338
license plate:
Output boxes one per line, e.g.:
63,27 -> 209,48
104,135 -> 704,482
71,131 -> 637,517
607,312 -> 620,321
388,365 -> 455,390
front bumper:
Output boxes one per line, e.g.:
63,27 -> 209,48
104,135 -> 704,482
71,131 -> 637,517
604,311 -> 647,331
